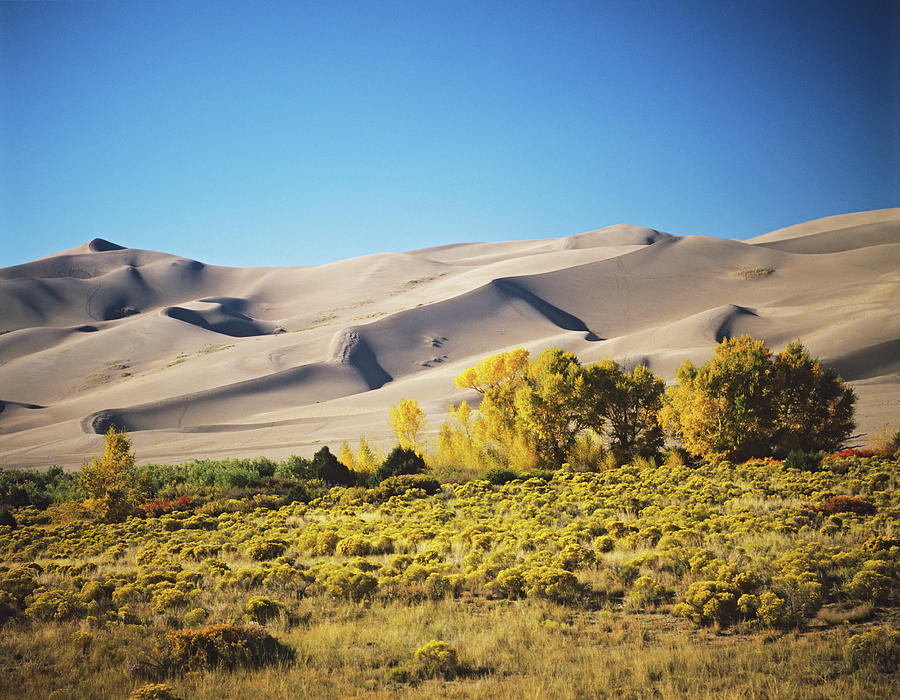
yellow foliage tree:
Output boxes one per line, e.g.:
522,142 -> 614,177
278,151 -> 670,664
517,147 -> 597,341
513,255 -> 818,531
449,348 -> 591,469
436,401 -> 486,471
354,436 -> 382,474
661,336 -> 774,461
442,347 -> 671,471
514,348 -> 589,464
454,347 -> 529,395
80,426 -> 148,522
338,442 -> 356,470
389,398 -> 427,452
769,341 -> 855,455
434,399 -> 539,474
661,336 -> 853,461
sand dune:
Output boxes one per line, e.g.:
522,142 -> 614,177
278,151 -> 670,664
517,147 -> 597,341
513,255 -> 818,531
1,211 -> 898,469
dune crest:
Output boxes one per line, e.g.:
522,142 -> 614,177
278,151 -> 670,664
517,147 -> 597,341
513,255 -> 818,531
1,211 -> 898,467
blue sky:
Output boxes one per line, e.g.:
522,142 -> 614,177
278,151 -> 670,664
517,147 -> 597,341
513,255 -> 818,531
1,0 -> 897,268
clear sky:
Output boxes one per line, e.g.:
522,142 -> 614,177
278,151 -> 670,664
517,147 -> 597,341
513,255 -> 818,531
1,0 -> 897,268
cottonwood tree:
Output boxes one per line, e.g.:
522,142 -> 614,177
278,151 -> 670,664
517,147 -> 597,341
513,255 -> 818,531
338,442 -> 356,470
450,348 -> 538,470
446,347 -> 665,469
661,336 -> 855,461
661,337 -> 775,461
585,360 -> 665,462
770,341 -> 855,455
389,398 -> 427,452
514,348 -> 589,465
80,426 -> 149,522
354,437 -> 381,474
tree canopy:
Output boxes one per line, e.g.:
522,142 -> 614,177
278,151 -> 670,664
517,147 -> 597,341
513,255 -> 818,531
441,347 -> 665,470
661,336 -> 855,461
80,425 -> 149,522
389,398 -> 427,452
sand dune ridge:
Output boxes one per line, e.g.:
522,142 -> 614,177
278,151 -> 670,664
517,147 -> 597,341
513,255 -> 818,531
1,209 -> 897,467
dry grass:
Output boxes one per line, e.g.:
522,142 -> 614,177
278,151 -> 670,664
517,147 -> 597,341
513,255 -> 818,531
1,600 -> 896,699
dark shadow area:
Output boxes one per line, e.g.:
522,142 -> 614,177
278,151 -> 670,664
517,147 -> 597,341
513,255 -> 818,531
492,278 -> 592,333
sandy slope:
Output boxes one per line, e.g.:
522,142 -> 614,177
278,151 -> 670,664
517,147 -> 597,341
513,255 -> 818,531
1,210 -> 898,469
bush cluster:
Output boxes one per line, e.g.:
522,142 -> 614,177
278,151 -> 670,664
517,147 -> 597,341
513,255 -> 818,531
136,624 -> 294,677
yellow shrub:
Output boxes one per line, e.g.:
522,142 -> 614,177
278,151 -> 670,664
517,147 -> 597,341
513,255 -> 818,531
845,626 -> 900,672
130,683 -> 184,700
413,639 -> 461,678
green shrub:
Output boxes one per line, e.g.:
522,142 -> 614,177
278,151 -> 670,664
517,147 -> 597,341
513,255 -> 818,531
0,465 -> 79,509
249,457 -> 277,478
784,450 -> 822,472
279,482 -> 310,505
275,455 -> 314,480
485,468 -> 519,485
313,447 -> 354,486
373,447 -> 426,485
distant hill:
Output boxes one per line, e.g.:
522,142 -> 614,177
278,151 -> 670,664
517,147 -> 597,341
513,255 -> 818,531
1,209 -> 898,468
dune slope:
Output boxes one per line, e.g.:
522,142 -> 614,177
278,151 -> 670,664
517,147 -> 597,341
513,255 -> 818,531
1,211 -> 898,468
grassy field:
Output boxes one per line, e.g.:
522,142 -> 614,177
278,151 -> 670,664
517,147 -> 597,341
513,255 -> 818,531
1,452 -> 897,698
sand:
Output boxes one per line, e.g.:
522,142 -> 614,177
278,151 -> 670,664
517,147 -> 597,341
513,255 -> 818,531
1,209 -> 898,469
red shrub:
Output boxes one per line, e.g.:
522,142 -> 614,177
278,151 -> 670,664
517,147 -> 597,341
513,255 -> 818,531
817,496 -> 876,516
829,449 -> 874,459
743,457 -> 783,466
137,496 -> 196,518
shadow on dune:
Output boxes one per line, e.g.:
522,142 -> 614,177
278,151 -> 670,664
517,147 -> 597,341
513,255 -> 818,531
712,305 -> 759,343
88,238 -> 126,252
828,339 -> 900,381
328,328 -> 394,389
80,349 -> 390,434
162,297 -> 272,337
492,278 -> 598,339
0,400 -> 45,417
